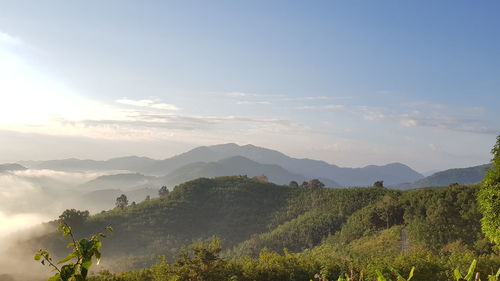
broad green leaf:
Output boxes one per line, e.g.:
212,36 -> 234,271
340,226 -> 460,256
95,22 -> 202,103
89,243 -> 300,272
58,253 -> 76,264
454,268 -> 463,280
465,259 -> 477,281
407,267 -> 415,281
34,253 -> 42,261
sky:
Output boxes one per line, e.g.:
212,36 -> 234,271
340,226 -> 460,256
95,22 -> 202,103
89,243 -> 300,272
0,0 -> 499,172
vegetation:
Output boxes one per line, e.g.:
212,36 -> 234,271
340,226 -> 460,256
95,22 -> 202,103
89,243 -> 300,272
35,222 -> 112,281
27,176 -> 499,281
478,135 -> 500,244
28,138 -> 500,281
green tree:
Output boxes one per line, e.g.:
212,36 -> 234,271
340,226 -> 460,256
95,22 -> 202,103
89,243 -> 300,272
373,181 -> 384,188
478,135 -> 500,244
59,209 -> 90,227
159,186 -> 169,197
308,179 -> 325,189
289,181 -> 299,188
115,194 -> 128,209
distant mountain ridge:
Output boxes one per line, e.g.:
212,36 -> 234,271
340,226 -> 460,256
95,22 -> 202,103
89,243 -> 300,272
395,164 -> 491,189
20,143 -> 424,186
159,156 -> 340,187
0,163 -> 27,172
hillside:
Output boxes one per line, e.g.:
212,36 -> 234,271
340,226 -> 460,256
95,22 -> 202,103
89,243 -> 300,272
16,177 -> 498,281
79,173 -> 159,191
23,176 -> 299,264
0,163 -> 27,172
159,156 -> 339,187
395,164 -> 491,189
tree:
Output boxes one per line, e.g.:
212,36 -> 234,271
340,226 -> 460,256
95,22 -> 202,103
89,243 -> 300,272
375,195 -> 403,229
478,135 -> 500,244
115,194 -> 128,209
145,195 -> 151,201
58,209 -> 89,227
253,175 -> 269,183
159,186 -> 169,197
300,181 -> 309,189
373,180 -> 384,188
289,181 -> 299,188
308,179 -> 325,189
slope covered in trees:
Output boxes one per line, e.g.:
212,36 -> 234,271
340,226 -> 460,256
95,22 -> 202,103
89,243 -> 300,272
20,175 -> 499,280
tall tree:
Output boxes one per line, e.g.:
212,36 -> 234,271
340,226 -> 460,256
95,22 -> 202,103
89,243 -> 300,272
58,209 -> 89,226
478,135 -> 500,244
115,194 -> 129,209
308,179 -> 325,189
159,186 -> 169,197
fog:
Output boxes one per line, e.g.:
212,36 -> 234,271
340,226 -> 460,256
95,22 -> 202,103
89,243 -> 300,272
0,168 -> 156,280
0,168 -> 154,237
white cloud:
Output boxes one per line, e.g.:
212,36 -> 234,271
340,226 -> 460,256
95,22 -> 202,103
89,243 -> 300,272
116,98 -> 180,111
225,92 -> 257,98
353,103 -> 498,134
296,104 -> 345,110
237,101 -> 272,105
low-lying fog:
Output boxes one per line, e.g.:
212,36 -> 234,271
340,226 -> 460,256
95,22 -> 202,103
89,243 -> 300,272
0,167 -> 160,280
0,168 -> 158,238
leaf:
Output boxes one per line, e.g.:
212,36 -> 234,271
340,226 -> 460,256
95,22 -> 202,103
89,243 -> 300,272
407,267 -> 415,281
106,226 -> 113,232
47,273 -> 61,281
465,259 -> 477,281
60,264 -> 75,281
375,270 -> 387,281
34,253 -> 42,261
58,253 -> 76,264
454,268 -> 463,280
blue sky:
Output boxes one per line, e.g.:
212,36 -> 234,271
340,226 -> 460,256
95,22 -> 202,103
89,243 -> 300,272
0,0 -> 498,172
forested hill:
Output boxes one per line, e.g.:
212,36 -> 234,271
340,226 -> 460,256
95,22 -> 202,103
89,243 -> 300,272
28,176 -> 300,265
394,163 -> 491,189
19,175 -> 497,279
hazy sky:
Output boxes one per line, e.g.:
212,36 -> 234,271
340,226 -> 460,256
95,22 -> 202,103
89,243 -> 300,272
0,0 -> 498,172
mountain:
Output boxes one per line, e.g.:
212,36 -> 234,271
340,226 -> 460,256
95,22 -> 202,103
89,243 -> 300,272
188,144 -> 423,186
72,187 -> 158,213
24,143 -> 423,186
32,156 -> 157,172
405,164 -> 491,188
0,163 -> 27,172
79,173 -> 159,191
159,156 -> 340,187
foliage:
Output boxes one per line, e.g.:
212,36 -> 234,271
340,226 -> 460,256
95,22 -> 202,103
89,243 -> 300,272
478,135 -> 500,244
59,209 -> 90,227
158,186 -> 169,197
115,194 -> 129,209
34,221 -> 113,281
27,176 -> 500,280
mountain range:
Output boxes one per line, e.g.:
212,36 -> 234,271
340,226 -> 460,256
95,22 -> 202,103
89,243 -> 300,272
22,143 -> 424,187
